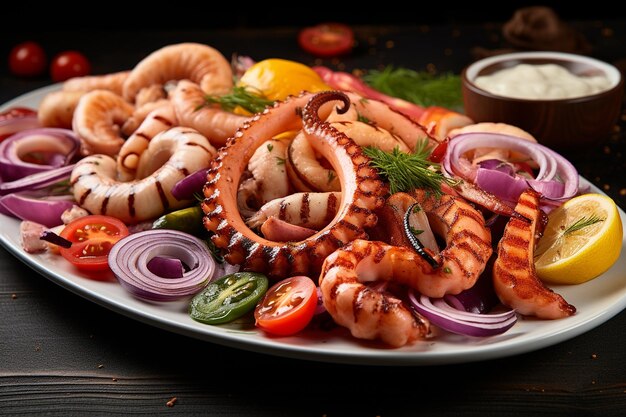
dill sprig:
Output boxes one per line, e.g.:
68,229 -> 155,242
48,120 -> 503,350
202,86 -> 274,114
363,142 -> 457,195
363,66 -> 463,109
564,215 -> 605,235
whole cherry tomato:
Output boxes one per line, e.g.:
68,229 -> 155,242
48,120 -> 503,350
50,51 -> 91,82
8,41 -> 47,77
298,23 -> 354,58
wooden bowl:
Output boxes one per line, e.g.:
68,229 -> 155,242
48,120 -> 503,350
462,52 -> 624,150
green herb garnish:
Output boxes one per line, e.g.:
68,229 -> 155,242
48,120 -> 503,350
564,215 -> 605,235
266,143 -> 274,152
357,112 -> 371,124
327,170 -> 336,184
202,86 -> 274,114
363,140 -> 457,195
363,66 -> 463,109
275,157 -> 286,166
409,226 -> 424,236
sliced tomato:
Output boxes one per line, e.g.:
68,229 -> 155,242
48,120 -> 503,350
59,215 -> 129,271
298,23 -> 354,58
0,107 -> 37,122
254,275 -> 317,336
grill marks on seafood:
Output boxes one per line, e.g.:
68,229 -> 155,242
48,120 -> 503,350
319,190 -> 493,346
203,91 -> 387,278
117,103 -> 178,182
320,239 -> 431,347
493,189 -> 575,319
71,127 -> 216,223
247,192 -> 342,230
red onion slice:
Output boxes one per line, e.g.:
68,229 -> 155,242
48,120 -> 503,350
147,256 -> 185,278
108,229 -> 216,301
171,168 -> 209,201
0,164 -> 75,195
0,114 -> 40,141
0,193 -> 74,227
409,290 -> 517,337
0,128 -> 80,181
443,132 -> 578,204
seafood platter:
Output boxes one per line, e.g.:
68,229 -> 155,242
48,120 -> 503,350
1,42 -> 624,365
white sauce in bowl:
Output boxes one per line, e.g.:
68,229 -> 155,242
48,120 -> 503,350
474,63 -> 612,100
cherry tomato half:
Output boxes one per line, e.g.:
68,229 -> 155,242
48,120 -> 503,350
59,215 -> 129,271
9,41 -> 47,77
50,51 -> 91,82
254,276 -> 317,336
298,23 -> 354,58
0,107 -> 37,122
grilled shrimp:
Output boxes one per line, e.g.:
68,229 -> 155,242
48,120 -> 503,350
135,84 -> 167,107
417,106 -> 474,140
71,127 -> 216,224
346,92 -> 435,151
123,43 -> 233,101
246,192 -> 341,229
117,102 -> 178,182
320,239 -> 431,347
287,120 -> 411,193
318,190 -> 492,346
238,139 -> 290,216
72,90 -> 135,156
170,80 -> 249,147
121,99 -> 170,137
38,90 -> 83,129
493,189 -> 575,319
63,70 -> 129,94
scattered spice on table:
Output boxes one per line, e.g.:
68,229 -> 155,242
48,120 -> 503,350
166,397 -> 178,407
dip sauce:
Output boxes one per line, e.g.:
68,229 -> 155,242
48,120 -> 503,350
474,63 -> 611,100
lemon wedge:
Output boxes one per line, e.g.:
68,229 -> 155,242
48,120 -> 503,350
534,193 -> 623,284
238,59 -> 330,101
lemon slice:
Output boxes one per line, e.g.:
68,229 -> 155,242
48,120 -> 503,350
534,193 -> 623,284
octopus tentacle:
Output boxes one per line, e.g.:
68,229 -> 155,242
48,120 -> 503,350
203,91 -> 387,278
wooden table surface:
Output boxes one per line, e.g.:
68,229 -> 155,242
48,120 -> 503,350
2,20 -> 626,416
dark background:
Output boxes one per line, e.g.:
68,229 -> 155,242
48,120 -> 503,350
2,6 -> 626,416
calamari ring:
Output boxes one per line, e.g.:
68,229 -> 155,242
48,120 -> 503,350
71,127 -> 216,224
202,91 -> 388,278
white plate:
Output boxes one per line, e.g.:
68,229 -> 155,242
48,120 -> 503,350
2,85 -> 626,366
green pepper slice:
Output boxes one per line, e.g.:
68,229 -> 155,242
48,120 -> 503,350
152,205 -> 204,235
189,272 -> 269,324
